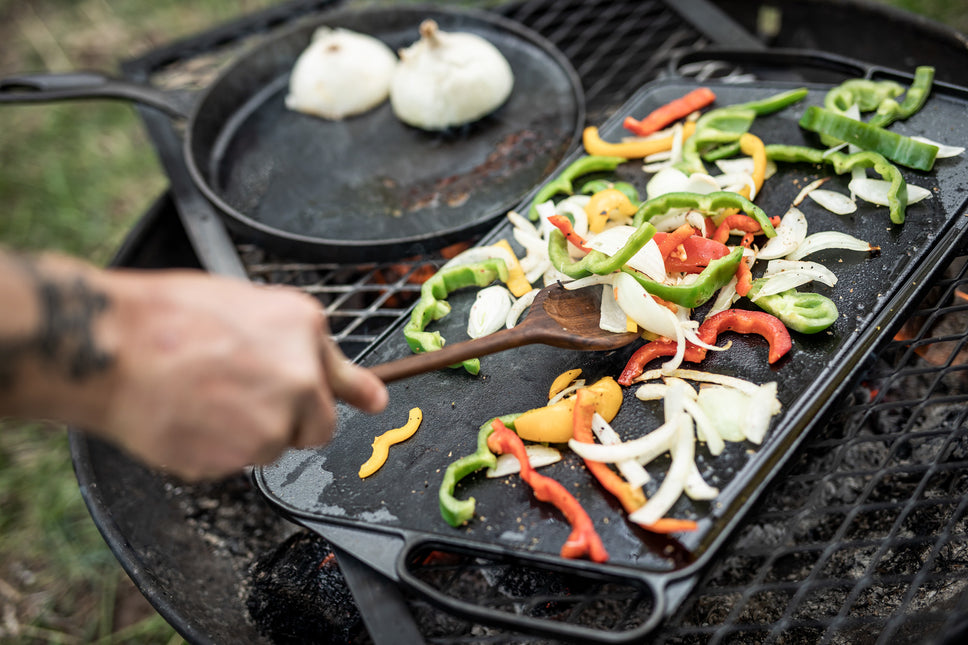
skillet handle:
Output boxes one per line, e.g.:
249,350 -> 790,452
0,71 -> 188,118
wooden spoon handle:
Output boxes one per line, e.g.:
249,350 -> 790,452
370,324 -> 533,383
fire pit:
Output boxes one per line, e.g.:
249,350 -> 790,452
70,1 -> 968,643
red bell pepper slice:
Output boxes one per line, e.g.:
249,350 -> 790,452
487,419 -> 609,563
623,87 -> 716,137
618,309 -> 792,383
653,230 -> 730,274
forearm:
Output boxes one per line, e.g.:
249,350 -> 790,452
0,249 -> 121,428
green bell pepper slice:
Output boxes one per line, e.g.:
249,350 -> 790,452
747,279 -> 839,334
765,144 -> 909,224
633,190 -> 776,238
404,259 -> 509,375
622,246 -> 743,309
799,106 -> 938,171
548,221 -> 657,279
439,414 -> 519,527
527,155 -> 626,220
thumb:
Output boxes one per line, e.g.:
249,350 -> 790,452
319,338 -> 389,414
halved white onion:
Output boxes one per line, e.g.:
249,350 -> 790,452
466,285 -> 512,338
809,189 -> 857,215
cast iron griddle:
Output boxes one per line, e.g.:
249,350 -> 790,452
257,74 -> 968,640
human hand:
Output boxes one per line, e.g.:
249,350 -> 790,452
96,269 -> 388,480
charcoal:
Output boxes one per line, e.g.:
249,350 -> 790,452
246,532 -> 366,645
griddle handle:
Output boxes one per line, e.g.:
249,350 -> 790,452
0,71 -> 187,118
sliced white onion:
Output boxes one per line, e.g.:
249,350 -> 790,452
548,379 -> 586,406
555,195 -> 591,238
506,288 -> 538,329
696,384 -> 749,442
763,259 -> 838,285
756,206 -> 808,260
486,445 -> 562,478
523,258 -> 552,284
507,210 -> 539,236
568,419 -> 676,463
751,259 -> 837,298
849,177 -> 932,207
591,413 -> 650,488
681,395 -> 725,456
911,136 -> 965,158
684,463 -> 719,501
809,189 -> 857,215
613,272 -> 680,339
744,382 -> 781,444
441,244 -> 515,271
706,275 -> 739,317
628,409 -> 693,526
598,284 -> 629,334
792,177 -> 830,206
466,285 -> 512,338
585,226 -> 667,282
562,274 -> 614,290
787,231 -> 876,261
635,368 -> 761,395
645,167 -> 720,200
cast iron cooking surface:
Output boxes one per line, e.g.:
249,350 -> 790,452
191,4 -> 583,258
260,74 -> 968,622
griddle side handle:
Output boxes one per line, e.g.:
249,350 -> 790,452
395,538 -> 670,644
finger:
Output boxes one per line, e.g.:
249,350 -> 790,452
319,337 -> 389,414
290,370 -> 338,450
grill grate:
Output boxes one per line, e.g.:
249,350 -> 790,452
102,1 -> 968,643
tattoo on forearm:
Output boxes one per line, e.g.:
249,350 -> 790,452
0,255 -> 114,388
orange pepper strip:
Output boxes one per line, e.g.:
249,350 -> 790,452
639,517 -> 699,534
359,408 -> 423,478
571,389 -> 647,515
711,213 -> 766,244
735,255 -> 753,297
623,87 -> 716,137
487,419 -> 609,563
547,214 -> 592,253
582,121 -> 697,159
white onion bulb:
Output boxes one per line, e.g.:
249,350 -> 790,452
286,27 -> 397,120
390,19 -> 514,130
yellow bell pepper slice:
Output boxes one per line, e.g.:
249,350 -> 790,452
548,368 -> 582,400
515,377 -> 623,443
359,407 -> 423,478
493,239 -> 532,298
582,121 -> 697,159
584,188 -> 638,234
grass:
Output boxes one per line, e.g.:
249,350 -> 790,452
0,0 -> 965,642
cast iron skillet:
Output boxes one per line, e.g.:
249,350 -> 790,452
0,5 -> 584,262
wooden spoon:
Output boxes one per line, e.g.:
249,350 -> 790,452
370,282 -> 639,383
